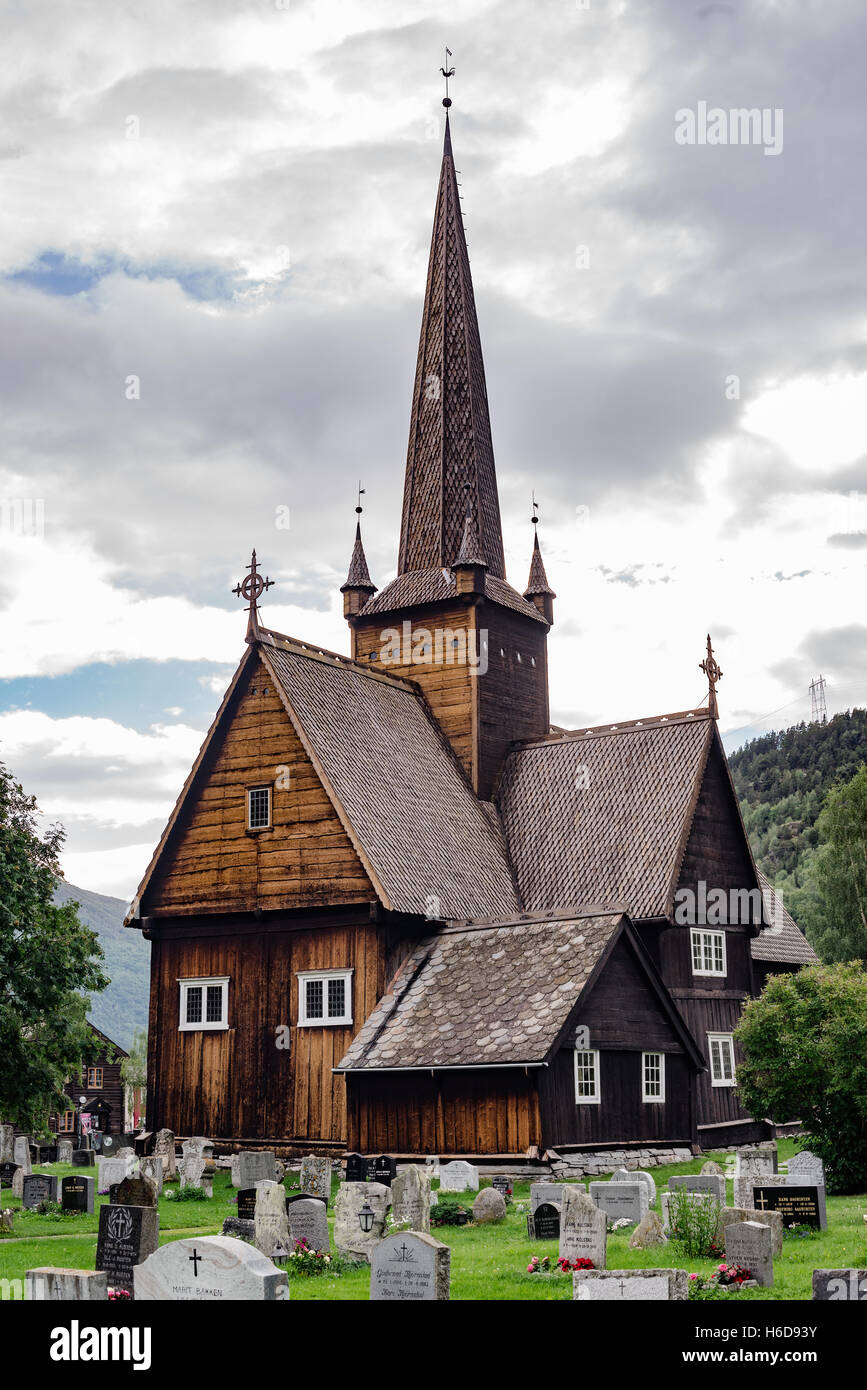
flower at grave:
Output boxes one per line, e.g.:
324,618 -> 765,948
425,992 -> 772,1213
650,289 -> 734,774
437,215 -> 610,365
108,1289 -> 131,1300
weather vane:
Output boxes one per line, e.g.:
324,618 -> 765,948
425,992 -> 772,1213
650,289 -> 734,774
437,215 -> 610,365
441,47 -> 454,107
700,633 -> 723,719
233,548 -> 274,644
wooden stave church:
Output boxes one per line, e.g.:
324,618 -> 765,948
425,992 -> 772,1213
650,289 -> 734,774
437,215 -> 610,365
126,111 -> 816,1160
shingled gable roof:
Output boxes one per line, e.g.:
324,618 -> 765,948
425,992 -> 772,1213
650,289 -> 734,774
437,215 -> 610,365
496,711 -> 723,920
335,907 -> 706,1072
753,872 -> 820,965
359,567 -> 548,624
126,630 -> 521,925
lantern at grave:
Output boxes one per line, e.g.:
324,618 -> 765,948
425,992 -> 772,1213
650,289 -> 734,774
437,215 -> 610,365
358,1199 -> 375,1233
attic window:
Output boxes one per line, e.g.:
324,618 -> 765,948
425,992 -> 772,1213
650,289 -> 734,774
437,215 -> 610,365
247,786 -> 272,831
297,969 -> 353,1027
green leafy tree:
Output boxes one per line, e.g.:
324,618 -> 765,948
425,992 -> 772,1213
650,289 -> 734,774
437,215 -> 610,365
120,1027 -> 148,1123
0,762 -> 109,1131
735,962 -> 867,1192
805,765 -> 867,961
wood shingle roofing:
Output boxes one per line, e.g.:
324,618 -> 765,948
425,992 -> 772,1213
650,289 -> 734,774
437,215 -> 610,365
496,714 -> 716,919
753,873 -> 820,965
261,637 -> 521,920
360,567 -> 547,624
336,909 -> 626,1070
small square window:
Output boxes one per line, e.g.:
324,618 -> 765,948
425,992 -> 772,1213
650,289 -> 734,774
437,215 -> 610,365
574,1048 -> 600,1104
247,786 -> 271,830
179,977 -> 229,1032
297,970 -> 353,1027
642,1052 -> 665,1102
708,1033 -> 736,1086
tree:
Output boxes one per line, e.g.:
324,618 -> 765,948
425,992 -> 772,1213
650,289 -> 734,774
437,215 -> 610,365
121,1028 -> 147,1126
735,962 -> 867,1192
806,765 -> 867,962
0,761 -> 109,1131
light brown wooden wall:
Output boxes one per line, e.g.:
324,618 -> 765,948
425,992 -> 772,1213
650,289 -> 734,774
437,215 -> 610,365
346,1069 -> 541,1156
146,656 -> 374,917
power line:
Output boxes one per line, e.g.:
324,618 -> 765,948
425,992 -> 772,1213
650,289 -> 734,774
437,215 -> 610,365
809,674 -> 828,724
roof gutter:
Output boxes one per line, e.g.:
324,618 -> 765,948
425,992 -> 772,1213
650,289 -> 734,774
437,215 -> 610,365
333,1061 -> 548,1075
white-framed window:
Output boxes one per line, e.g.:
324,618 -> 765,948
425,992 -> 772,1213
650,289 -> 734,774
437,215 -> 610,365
691,928 -> 726,977
179,976 -> 230,1032
574,1048 -> 600,1104
247,785 -> 272,831
642,1051 -> 665,1103
708,1033 -> 736,1087
297,969 -> 353,1027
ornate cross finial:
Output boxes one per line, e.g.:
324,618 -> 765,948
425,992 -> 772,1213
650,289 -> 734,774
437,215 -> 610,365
356,481 -> 365,516
233,548 -> 274,644
440,48 -> 454,107
700,633 -> 723,719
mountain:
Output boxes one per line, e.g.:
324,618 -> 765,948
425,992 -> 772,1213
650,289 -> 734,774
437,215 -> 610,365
53,880 -> 150,1051
728,707 -> 867,925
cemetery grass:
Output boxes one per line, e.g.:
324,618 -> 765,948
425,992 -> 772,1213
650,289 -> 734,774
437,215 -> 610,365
2,1142 -> 865,1300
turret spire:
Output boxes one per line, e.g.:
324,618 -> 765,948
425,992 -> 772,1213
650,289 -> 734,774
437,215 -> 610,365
524,499 -> 556,625
341,485 -> 377,618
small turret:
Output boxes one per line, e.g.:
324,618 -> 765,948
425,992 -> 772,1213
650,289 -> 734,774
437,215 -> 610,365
451,487 -> 487,600
523,503 -> 555,626
341,490 -> 377,620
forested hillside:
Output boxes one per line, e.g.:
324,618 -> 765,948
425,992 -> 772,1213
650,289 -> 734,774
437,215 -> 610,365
729,708 -> 867,931
53,880 -> 150,1049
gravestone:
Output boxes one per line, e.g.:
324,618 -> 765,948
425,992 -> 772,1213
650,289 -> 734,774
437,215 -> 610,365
370,1231 -> 450,1301
701,1160 -> 726,1177
334,1180 -> 391,1260
27,1268 -> 108,1301
237,1150 -> 277,1189
0,1162 -> 20,1189
222,1217 -> 255,1241
138,1156 -> 163,1195
237,1188 -> 257,1220
735,1144 -> 778,1178
788,1150 -> 826,1183
612,1168 -> 657,1207
61,1175 -> 95,1214
369,1155 -> 397,1186
134,1235 -> 289,1301
183,1136 -> 214,1161
344,1153 -> 369,1182
13,1137 -> 31,1175
11,1166 -> 25,1198
438,1160 -> 479,1192
472,1188 -> 506,1223
286,1197 -> 330,1252
528,1202 -> 561,1240
98,1155 -> 135,1194
725,1219 -> 773,1287
491,1175 -> 511,1198
300,1154 -> 332,1202
96,1204 -> 159,1293
574,1268 -> 689,1300
153,1128 -> 177,1179
180,1155 -> 205,1190
716,1205 -> 784,1257
57,1140 -> 74,1164
254,1181 -> 291,1258
115,1174 -> 158,1207
22,1174 -> 58,1209
559,1187 -> 607,1267
71,1150 -> 95,1166
32,1143 -> 57,1164
134,1132 -> 154,1157
812,1269 -> 867,1301
734,1175 -> 826,1229
391,1165 -> 431,1232
0,1124 -> 14,1165
589,1181 -> 647,1226
531,1181 -> 574,1212
669,1173 -> 725,1204
629,1210 -> 667,1249
99,1134 -> 122,1156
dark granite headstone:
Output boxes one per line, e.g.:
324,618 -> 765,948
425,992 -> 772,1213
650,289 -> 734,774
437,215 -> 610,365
22,1174 -> 58,1209
345,1153 -> 369,1182
61,1175 -> 95,1213
528,1202 -> 561,1240
753,1184 -> 821,1229
370,1155 -> 397,1186
237,1188 -> 257,1220
72,1150 -> 95,1167
115,1175 -> 158,1207
96,1204 -> 159,1294
0,1162 -> 19,1187
492,1176 -> 511,1197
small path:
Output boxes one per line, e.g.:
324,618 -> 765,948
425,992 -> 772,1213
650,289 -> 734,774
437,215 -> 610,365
0,1225 -> 219,1246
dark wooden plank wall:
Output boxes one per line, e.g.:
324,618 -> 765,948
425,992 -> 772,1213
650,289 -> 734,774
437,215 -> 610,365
146,656 -> 374,917
674,993 -> 750,1126
346,1068 -> 542,1155
54,1040 -> 126,1134
147,916 -> 384,1145
539,1048 -> 694,1147
478,604 -> 549,798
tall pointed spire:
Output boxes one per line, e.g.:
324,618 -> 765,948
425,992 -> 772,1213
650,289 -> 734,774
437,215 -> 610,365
341,487 -> 377,619
524,501 -> 555,625
397,112 -> 506,579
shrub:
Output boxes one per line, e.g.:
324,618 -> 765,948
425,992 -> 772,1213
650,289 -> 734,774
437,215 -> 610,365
668,1190 -> 722,1257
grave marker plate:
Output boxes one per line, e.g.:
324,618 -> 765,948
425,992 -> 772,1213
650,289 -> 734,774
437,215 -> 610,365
531,1181 -> 572,1212
669,1174 -> 724,1203
574,1269 -> 688,1300
369,1155 -> 397,1187
589,1181 -> 647,1225
491,1175 -> 511,1197
734,1175 -> 826,1230
237,1188 -> 257,1220
438,1160 -> 478,1192
71,1150 -> 95,1167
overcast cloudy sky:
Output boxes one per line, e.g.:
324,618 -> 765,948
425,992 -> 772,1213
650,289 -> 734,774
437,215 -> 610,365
1,0 -> 865,900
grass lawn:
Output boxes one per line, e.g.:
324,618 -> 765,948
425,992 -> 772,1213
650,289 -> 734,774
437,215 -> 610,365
2,1139 -> 865,1300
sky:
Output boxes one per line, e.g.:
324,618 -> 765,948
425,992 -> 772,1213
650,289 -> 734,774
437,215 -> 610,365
0,0 -> 865,901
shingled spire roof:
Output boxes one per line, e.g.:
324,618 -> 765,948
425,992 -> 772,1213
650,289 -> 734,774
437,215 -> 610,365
397,114 -> 506,578
340,521 -> 376,594
524,531 -> 556,598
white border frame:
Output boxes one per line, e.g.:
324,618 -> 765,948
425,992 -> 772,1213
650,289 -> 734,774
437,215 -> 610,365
707,1032 -> 736,1087
573,1047 -> 601,1104
178,976 -> 230,1032
690,927 -> 727,977
297,968 -> 354,1027
641,1051 -> 666,1103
